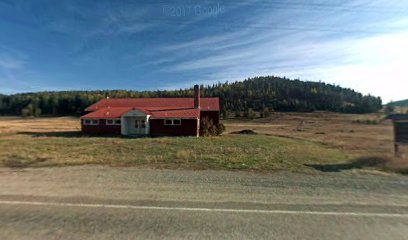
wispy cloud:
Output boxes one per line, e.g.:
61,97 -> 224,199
118,23 -> 153,34
0,55 -> 26,69
0,44 -> 27,70
159,29 -> 253,52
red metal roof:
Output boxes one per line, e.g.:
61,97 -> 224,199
85,98 -> 219,112
81,107 -> 200,119
149,108 -> 200,119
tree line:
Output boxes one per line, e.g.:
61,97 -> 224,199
0,76 -> 382,117
388,99 -> 408,107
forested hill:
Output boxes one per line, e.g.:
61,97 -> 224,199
0,76 -> 382,117
388,99 -> 408,107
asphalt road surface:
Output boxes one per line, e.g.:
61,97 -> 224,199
1,166 -> 408,239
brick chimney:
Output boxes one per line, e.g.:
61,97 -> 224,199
194,85 -> 200,109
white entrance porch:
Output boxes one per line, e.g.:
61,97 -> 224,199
121,109 -> 150,136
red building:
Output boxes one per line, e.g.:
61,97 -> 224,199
80,85 -> 219,137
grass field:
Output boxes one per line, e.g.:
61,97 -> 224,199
0,113 -> 406,173
224,112 -> 395,157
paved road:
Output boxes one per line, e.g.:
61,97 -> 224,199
1,166 -> 408,239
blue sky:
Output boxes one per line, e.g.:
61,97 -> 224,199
0,0 -> 407,102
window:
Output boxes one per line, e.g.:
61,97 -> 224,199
83,119 -> 99,125
164,119 -> 181,126
135,119 -> 146,128
106,119 -> 120,125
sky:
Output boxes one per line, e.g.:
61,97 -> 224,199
0,0 -> 407,103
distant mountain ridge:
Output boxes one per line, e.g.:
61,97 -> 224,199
0,76 -> 382,116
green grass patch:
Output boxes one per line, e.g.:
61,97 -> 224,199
0,134 -> 349,171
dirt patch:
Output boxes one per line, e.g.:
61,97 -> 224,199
3,155 -> 48,168
305,156 -> 391,173
231,129 -> 258,135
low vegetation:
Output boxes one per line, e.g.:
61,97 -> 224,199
0,133 -> 348,170
352,119 -> 379,125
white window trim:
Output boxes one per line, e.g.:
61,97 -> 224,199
140,119 -> 146,128
134,119 -> 146,129
106,118 -> 121,125
164,119 -> 182,126
83,119 -> 99,125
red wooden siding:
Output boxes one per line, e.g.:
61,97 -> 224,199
149,119 -> 198,137
81,119 -> 121,135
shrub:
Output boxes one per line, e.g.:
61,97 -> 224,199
260,107 -> 271,118
33,107 -> 42,117
200,117 -> 226,136
353,119 -> 378,125
200,117 -> 212,136
21,108 -> 30,118
244,108 -> 256,119
217,123 -> 226,135
385,104 -> 395,114
221,110 -> 227,119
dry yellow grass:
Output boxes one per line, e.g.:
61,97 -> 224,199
225,112 -> 408,173
224,112 -> 396,158
0,117 -> 80,134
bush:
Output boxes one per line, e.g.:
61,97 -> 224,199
260,107 -> 271,118
353,119 -> 378,125
33,107 -> 42,117
217,123 -> 226,135
385,104 -> 395,114
365,119 -> 378,125
221,110 -> 227,119
244,108 -> 256,119
200,117 -> 226,136
21,108 -> 30,118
